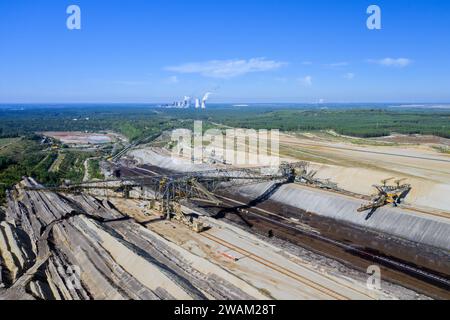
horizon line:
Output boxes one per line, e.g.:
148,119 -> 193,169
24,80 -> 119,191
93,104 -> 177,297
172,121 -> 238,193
1,102 -> 450,105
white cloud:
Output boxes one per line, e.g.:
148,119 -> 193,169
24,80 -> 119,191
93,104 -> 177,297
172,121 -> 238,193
165,58 -> 286,79
298,75 -> 312,86
275,77 -> 288,83
326,62 -> 349,68
301,61 -> 313,65
343,72 -> 355,80
111,80 -> 151,86
368,58 -> 412,67
165,75 -> 179,84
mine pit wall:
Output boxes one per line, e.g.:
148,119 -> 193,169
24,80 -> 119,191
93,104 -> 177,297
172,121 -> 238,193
235,182 -> 450,276
129,148 -> 450,270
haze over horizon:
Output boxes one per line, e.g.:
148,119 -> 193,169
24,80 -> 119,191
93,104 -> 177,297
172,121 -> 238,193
1,0 -> 450,103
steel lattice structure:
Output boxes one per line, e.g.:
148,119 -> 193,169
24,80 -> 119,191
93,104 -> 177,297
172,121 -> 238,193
26,162 -> 308,215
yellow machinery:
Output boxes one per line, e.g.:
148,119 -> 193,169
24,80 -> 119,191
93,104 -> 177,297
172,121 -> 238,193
358,178 -> 412,213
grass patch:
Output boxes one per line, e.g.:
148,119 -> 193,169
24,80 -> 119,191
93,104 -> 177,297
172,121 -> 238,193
0,137 -> 20,148
433,146 -> 450,154
0,138 -> 99,203
88,159 -> 104,180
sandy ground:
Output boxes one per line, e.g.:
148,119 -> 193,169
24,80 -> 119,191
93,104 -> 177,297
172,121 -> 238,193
277,133 -> 450,212
109,198 -> 419,300
139,131 -> 450,212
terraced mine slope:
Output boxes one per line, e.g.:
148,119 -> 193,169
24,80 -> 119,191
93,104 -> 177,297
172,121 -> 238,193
2,177 -> 433,300
0,178 -> 267,300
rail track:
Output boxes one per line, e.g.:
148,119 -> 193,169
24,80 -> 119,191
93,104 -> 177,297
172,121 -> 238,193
200,232 -> 374,300
216,195 -> 450,290
115,165 -> 450,298
399,205 -> 450,220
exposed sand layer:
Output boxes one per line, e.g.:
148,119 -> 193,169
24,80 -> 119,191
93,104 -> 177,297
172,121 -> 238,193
0,178 -> 265,300
373,134 -> 450,146
111,198 -> 427,300
126,146 -> 450,252
133,132 -> 450,213
236,182 -> 450,251
1,177 -> 431,300
278,133 -> 450,212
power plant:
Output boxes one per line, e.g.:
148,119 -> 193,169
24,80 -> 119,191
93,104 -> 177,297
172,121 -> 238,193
161,93 -> 212,109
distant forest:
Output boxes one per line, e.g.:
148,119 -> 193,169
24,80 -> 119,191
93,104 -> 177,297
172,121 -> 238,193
1,105 -> 449,140
1,105 -> 449,203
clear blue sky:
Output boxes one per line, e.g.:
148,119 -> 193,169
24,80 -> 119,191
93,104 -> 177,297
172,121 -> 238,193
1,0 -> 449,103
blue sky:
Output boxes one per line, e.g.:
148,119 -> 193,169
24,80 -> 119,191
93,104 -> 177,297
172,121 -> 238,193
1,0 -> 449,103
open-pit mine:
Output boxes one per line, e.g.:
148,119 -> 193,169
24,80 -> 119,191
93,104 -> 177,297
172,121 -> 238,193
0,135 -> 449,300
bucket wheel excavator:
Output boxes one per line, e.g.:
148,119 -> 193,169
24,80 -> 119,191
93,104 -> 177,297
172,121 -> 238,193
27,162 -> 308,232
357,178 -> 412,214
